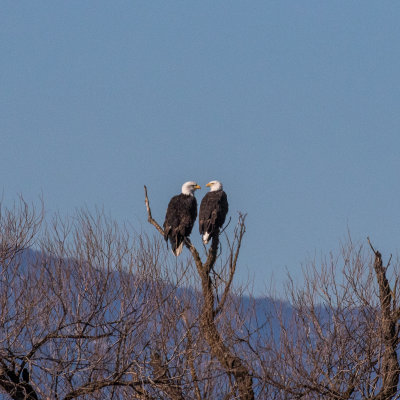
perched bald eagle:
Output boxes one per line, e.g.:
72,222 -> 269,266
163,181 -> 201,256
199,180 -> 229,244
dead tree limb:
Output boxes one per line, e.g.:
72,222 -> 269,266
368,237 -> 400,400
144,185 -> 164,236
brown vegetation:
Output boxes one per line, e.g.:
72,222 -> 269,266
0,194 -> 398,399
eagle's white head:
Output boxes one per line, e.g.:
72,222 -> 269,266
181,181 -> 201,196
205,180 -> 223,192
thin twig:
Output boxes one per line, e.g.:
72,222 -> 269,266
220,216 -> 232,235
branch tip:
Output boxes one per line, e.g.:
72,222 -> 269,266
144,185 -> 165,237
367,237 -> 377,255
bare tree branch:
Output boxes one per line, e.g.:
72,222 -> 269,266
144,185 -> 164,236
215,213 -> 246,316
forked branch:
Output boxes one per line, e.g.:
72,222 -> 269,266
215,213 -> 246,316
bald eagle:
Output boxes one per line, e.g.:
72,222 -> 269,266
163,181 -> 201,256
199,180 -> 228,244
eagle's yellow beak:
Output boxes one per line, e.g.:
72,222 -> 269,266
195,185 -> 201,190
206,182 -> 212,187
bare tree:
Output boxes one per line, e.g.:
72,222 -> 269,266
0,199 -> 220,399
144,185 -> 254,400
0,197 -> 43,400
249,239 -> 400,399
2,194 -> 400,400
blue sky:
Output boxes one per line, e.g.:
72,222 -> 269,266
1,2 -> 400,295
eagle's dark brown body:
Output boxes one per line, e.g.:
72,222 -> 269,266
163,193 -> 197,256
199,190 -> 228,244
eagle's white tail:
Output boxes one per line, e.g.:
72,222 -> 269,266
173,242 -> 184,256
202,232 -> 210,244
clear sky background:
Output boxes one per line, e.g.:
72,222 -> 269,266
1,2 -> 400,295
